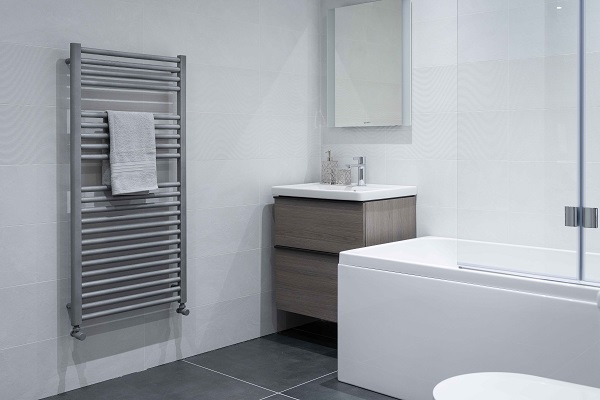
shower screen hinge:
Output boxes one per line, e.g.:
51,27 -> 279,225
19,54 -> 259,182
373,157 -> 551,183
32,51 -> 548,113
565,206 -> 579,227
565,206 -> 598,228
583,207 -> 598,229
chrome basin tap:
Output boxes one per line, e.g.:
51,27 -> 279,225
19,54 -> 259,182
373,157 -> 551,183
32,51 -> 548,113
346,156 -> 367,186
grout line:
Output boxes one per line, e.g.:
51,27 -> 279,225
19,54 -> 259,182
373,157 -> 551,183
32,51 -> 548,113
276,393 -> 300,400
279,370 -> 337,393
181,360 -> 277,394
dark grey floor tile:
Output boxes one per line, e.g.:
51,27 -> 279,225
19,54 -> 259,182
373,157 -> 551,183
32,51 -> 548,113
283,373 -> 398,400
43,361 -> 273,400
186,333 -> 338,392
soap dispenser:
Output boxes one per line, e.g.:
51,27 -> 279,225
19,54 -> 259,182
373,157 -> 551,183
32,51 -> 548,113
321,150 -> 338,185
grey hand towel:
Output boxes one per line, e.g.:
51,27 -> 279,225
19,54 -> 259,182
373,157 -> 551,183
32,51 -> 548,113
107,111 -> 158,195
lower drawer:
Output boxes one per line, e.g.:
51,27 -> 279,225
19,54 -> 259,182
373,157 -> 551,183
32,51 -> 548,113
274,248 -> 338,322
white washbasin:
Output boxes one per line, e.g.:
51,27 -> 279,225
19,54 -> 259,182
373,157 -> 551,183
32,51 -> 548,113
272,183 -> 416,201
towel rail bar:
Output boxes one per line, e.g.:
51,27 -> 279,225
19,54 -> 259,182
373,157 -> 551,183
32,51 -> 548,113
81,202 -> 180,215
81,239 -> 181,256
82,210 -> 180,224
83,287 -> 181,310
80,58 -> 180,72
81,47 -> 181,63
82,122 -> 180,130
82,267 -> 181,288
83,259 -> 180,278
82,230 -> 180,245
82,277 -> 180,299
82,250 -> 181,268
82,296 -> 181,321
82,191 -> 180,203
81,133 -> 180,140
82,111 -> 180,120
82,69 -> 181,82
82,143 -> 180,150
82,220 -> 180,235
82,79 -> 180,92
82,154 -> 180,160
82,182 -> 180,192
67,43 -> 189,341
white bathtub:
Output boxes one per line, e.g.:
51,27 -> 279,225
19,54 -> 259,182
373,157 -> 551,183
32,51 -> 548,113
338,237 -> 600,400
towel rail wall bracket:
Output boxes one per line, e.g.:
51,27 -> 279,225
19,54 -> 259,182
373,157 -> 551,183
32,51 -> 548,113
66,43 -> 189,340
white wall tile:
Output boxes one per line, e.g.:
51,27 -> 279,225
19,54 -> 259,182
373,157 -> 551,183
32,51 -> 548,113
386,159 -> 457,208
143,310 -> 198,369
0,222 -> 64,288
417,206 -> 458,238
192,205 -> 260,258
413,17 -> 457,68
458,0 -> 507,15
260,71 -> 320,116
0,44 -> 66,107
458,10 -> 509,63
259,115 -> 315,159
508,110 -> 545,162
458,111 -> 509,160
458,160 -> 509,211
508,211 -> 576,249
258,158 -> 320,204
412,65 -> 457,113
403,112 -> 457,160
0,165 -> 59,226
260,24 -> 319,76
544,54 -> 578,109
0,0 -> 144,51
194,250 -> 262,307
458,60 -> 509,111
412,0 -> 457,22
508,58 -> 546,110
0,105 -> 57,165
545,0 -> 579,57
189,159 -> 260,209
457,208 -> 509,242
195,294 -> 261,354
260,0 -> 318,33
508,2 -> 545,60
188,112 -> 262,161
188,65 -> 261,114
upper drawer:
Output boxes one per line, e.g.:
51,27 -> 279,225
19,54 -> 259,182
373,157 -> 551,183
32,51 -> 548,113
274,197 -> 365,253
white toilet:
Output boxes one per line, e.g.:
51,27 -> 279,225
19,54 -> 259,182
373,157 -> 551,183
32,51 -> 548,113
434,373 -> 600,400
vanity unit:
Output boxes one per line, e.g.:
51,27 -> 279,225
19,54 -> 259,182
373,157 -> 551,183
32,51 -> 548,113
272,183 -> 417,322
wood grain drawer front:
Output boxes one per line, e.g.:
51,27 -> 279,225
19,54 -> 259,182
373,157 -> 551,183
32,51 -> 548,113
274,197 -> 365,253
365,196 -> 416,246
274,248 -> 338,322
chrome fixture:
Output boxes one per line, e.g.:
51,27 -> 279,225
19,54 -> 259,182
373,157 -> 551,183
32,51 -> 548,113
346,156 -> 367,186
564,206 -> 598,228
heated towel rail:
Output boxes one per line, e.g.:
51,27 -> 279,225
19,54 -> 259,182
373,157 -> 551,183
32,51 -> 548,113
66,43 -> 189,340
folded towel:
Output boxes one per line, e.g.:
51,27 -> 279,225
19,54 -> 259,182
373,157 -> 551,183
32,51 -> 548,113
106,111 -> 158,195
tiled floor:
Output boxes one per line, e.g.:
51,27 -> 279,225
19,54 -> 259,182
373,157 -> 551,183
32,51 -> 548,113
44,322 -> 396,400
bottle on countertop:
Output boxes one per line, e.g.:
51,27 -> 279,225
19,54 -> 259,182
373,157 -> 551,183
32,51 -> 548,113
321,150 -> 338,185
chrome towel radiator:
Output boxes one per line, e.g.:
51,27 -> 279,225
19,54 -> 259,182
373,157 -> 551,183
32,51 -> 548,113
66,43 -> 189,341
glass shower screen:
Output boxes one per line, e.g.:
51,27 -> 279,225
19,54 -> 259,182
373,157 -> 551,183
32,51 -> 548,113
456,0 -> 581,281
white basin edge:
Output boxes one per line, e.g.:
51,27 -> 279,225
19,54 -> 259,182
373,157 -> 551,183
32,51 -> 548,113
272,183 -> 417,201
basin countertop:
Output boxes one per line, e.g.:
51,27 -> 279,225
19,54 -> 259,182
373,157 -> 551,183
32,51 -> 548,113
272,183 -> 417,202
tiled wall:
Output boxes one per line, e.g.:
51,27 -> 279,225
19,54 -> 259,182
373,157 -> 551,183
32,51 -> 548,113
0,1 -> 319,399
320,0 -> 458,238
